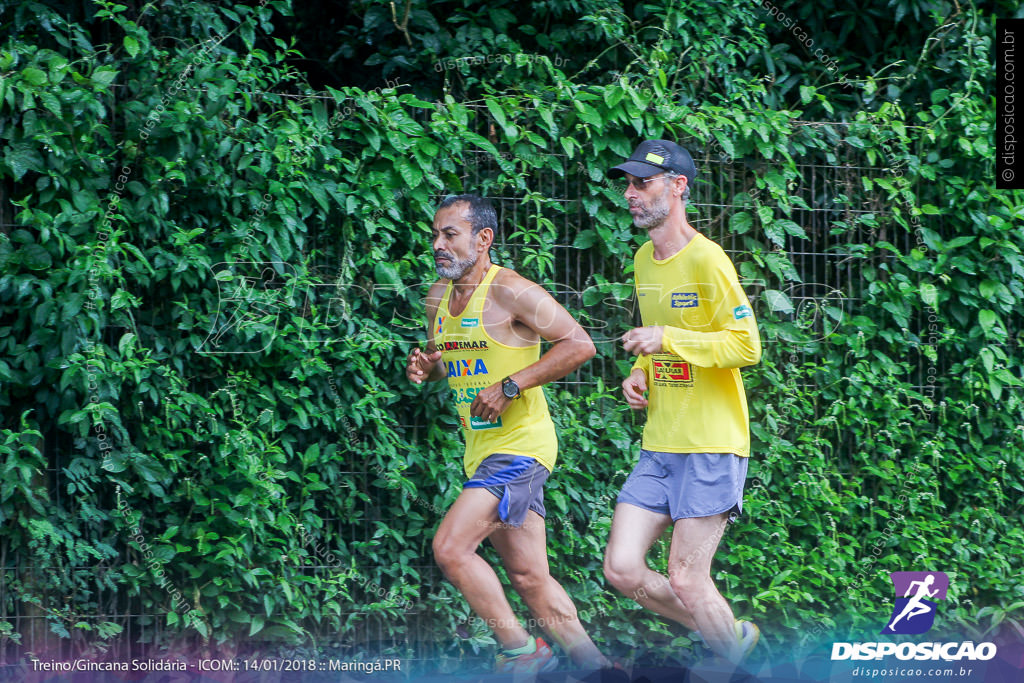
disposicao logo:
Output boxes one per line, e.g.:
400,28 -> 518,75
831,571 -> 997,662
883,571 -> 948,635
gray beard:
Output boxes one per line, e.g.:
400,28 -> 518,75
631,191 -> 671,229
633,202 -> 670,229
435,253 -> 478,280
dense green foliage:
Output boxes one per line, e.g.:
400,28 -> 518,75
0,0 -> 1021,670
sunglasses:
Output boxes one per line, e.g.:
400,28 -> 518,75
617,173 -> 674,193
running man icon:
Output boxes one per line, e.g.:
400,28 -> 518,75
882,571 -> 949,635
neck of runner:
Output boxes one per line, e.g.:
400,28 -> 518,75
450,256 -> 493,306
649,219 -> 698,261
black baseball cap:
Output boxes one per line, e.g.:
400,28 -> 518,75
608,139 -> 696,183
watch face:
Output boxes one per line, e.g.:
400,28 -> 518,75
503,380 -> 517,398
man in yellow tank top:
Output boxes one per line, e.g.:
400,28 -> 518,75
406,195 -> 613,674
600,141 -> 763,665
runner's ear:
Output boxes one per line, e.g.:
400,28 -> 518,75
476,227 -> 494,252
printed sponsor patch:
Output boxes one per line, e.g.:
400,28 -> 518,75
469,415 -> 503,430
461,318 -> 480,327
671,292 -> 699,308
652,354 -> 693,386
733,305 -> 753,320
446,358 -> 489,377
441,340 -> 488,351
645,152 -> 665,164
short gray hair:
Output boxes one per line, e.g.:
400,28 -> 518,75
437,194 -> 497,237
664,172 -> 690,204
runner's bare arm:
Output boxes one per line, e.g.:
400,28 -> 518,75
407,280 -> 448,384
492,270 -> 596,391
468,272 -> 594,421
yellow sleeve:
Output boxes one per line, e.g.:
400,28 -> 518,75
661,249 -> 761,369
629,263 -> 653,381
631,353 -> 652,380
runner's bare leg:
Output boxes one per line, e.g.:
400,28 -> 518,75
433,488 -> 531,650
604,502 -> 698,629
490,510 -> 610,668
667,512 -> 738,661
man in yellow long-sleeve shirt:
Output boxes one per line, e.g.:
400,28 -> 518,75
600,140 -> 763,665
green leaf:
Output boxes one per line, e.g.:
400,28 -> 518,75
118,333 -> 136,357
713,133 -> 735,160
730,212 -> 753,234
990,378 -> 1003,402
91,67 -> 118,88
374,262 -> 402,287
979,347 -> 995,374
920,283 -> 938,308
777,219 -> 809,240
21,67 -> 47,86
945,236 -> 975,250
20,244 -> 51,270
764,289 -> 794,314
6,142 -> 43,181
573,230 -> 599,249
308,183 -> 330,212
979,280 -> 1000,300
763,222 -> 785,247
484,98 -> 508,132
576,104 -> 603,127
364,127 -> 381,151
39,91 -> 61,116
559,137 -> 575,160
604,86 -> 624,109
396,161 -> 422,187
978,309 -> 998,335
193,620 -> 209,638
124,35 -> 139,58
101,452 -> 128,473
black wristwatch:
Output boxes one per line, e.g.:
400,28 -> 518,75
502,376 -> 521,400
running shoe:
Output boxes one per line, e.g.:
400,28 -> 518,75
736,619 -> 760,661
494,636 -> 559,674
693,619 -> 760,662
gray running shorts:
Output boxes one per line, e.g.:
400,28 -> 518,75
616,450 -> 748,522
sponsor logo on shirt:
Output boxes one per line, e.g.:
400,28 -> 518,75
671,292 -> 699,308
733,304 -> 752,320
454,386 -> 481,404
441,340 -> 488,351
447,358 -> 489,377
461,318 -> 480,327
436,316 -> 444,334
468,415 -> 503,430
652,355 -> 693,386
